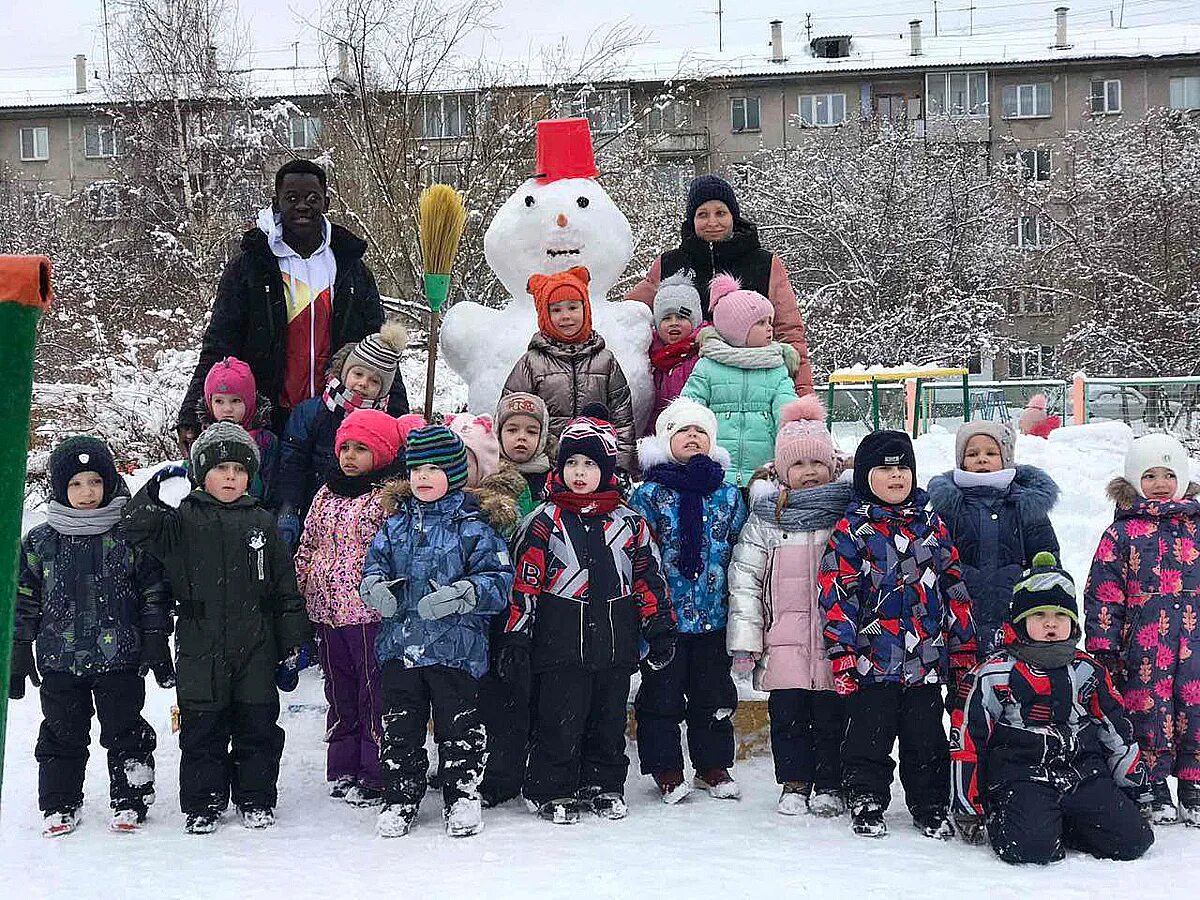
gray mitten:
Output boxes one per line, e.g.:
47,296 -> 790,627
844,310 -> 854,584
417,581 -> 477,620
361,574 -> 404,618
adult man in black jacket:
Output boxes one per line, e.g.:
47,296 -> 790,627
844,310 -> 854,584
177,160 -> 408,449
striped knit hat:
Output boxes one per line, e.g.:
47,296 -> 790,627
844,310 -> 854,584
557,411 -> 619,488
341,320 -> 408,397
404,425 -> 469,491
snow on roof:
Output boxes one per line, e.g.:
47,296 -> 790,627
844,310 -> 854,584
2,21 -> 1199,111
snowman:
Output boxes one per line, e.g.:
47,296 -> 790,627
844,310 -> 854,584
439,118 -> 653,428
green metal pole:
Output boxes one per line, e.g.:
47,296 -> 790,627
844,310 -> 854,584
871,379 -> 880,431
962,373 -> 971,423
826,381 -> 836,431
912,378 -> 923,439
0,256 -> 52,804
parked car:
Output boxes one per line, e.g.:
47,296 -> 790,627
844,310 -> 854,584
1087,384 -> 1181,427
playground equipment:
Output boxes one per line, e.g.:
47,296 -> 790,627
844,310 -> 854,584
824,366 -> 970,437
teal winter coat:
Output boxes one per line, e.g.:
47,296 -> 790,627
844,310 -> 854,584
681,327 -> 801,485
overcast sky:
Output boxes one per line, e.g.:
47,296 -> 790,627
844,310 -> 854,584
2,0 -> 1197,81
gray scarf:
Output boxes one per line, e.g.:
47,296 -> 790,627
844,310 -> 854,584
45,495 -> 129,536
697,328 -> 798,373
1009,637 -> 1079,670
753,480 -> 853,531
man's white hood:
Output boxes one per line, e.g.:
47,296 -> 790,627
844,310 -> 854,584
256,205 -> 332,260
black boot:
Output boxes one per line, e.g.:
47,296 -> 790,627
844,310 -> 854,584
849,794 -> 888,838
912,806 -> 954,840
1179,780 -> 1200,828
1151,780 -> 1178,825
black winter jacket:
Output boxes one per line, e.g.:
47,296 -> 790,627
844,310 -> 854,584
178,223 -> 408,433
123,486 -> 312,710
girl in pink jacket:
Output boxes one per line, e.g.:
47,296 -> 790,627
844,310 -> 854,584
294,408 -> 405,807
727,397 -> 851,817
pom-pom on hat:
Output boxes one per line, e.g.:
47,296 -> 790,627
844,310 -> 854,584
341,320 -> 408,397
447,413 -> 501,486
49,435 -> 122,507
395,414 -> 428,448
335,409 -> 402,470
708,273 -> 773,347
656,397 -> 719,462
528,266 -> 592,344
1125,432 -> 1189,500
1009,551 -> 1080,634
775,396 -> 836,476
404,425 -> 469,492
557,410 -> 619,488
190,422 -> 260,484
1017,393 -> 1049,435
203,356 -> 257,426
653,269 -> 702,330
956,421 -> 1016,470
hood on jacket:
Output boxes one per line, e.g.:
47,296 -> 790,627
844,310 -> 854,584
256,205 -> 332,261
527,330 -> 607,359
378,479 -> 515,532
927,464 -> 1059,524
635,431 -> 733,472
466,465 -> 522,533
1106,475 -> 1200,512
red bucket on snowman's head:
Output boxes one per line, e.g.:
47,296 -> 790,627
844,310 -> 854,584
533,118 -> 599,184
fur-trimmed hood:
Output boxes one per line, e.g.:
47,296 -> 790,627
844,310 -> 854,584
635,433 -> 733,472
379,479 -> 517,532
927,464 -> 1059,525
1107,475 -> 1200,514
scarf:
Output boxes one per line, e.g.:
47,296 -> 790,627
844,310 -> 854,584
325,459 -> 405,498
953,468 -> 1016,490
322,377 -> 383,415
645,455 -> 726,580
1009,637 -> 1079,671
546,472 -> 622,517
650,332 -> 699,373
515,453 -> 551,476
45,494 -> 129,537
697,327 -> 799,375
754,480 -> 853,532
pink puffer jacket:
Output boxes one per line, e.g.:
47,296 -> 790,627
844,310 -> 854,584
294,484 -> 390,627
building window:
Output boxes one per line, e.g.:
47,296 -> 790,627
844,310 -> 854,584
572,88 -> 631,134
1169,76 -> 1200,110
84,121 -> 122,158
289,116 -> 321,150
1005,148 -> 1051,181
1011,215 -> 1047,248
20,126 -> 49,161
1089,79 -> 1121,114
87,182 -> 122,221
799,93 -> 847,127
647,100 -> 690,134
1001,83 -> 1052,118
421,94 -> 475,139
731,96 -> 761,133
422,161 -> 463,188
1008,345 -> 1055,378
925,71 -> 988,117
1007,288 -> 1054,315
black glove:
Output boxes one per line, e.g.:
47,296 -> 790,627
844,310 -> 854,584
495,642 -> 531,688
1094,651 -> 1124,689
276,642 -> 316,693
644,632 -> 677,672
954,812 -> 986,845
9,641 -> 40,700
146,465 -> 191,507
139,631 -> 176,688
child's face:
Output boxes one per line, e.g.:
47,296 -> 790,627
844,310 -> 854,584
962,434 -> 1003,473
500,415 -> 542,464
338,440 -> 375,477
563,454 -> 601,494
869,465 -> 913,504
344,364 -> 384,400
411,464 -> 449,502
1141,466 -> 1178,501
204,461 -> 249,503
787,459 -> 832,490
743,315 -> 773,348
669,426 -> 710,463
548,300 -> 585,339
66,471 -> 105,510
657,313 -> 693,345
210,392 -> 247,425
1025,609 -> 1073,642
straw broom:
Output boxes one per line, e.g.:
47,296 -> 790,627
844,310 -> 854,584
417,184 -> 467,421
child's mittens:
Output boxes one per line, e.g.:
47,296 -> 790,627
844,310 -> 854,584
417,581 -> 477,620
495,638 -> 531,687
954,812 -> 986,845
147,465 -> 191,508
7,641 -> 40,700
830,653 -> 859,697
275,641 -> 316,692
139,631 -> 176,688
276,507 -> 301,551
644,633 -> 677,672
361,575 -> 403,618
731,651 -> 758,676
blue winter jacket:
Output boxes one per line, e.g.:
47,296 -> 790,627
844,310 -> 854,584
628,441 -> 747,634
361,485 -> 514,680
276,396 -> 342,515
927,465 -> 1059,659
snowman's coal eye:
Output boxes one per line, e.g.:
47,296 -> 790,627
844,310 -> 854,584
576,196 -> 589,208
524,195 -> 535,207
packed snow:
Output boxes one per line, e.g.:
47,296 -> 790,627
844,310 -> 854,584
3,420 -> 1197,896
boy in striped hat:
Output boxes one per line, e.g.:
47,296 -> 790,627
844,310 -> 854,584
359,425 -> 514,839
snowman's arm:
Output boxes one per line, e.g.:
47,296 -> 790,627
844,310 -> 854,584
501,350 -> 536,398
623,255 -> 662,306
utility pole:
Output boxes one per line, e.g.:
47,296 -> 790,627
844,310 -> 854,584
933,0 -> 939,37
716,0 -> 723,52
969,2 -> 976,36
805,12 -> 813,45
101,0 -> 112,78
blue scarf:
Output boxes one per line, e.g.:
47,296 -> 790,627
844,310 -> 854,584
645,455 -> 726,581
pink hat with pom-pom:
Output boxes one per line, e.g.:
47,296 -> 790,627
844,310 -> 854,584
1018,393 -> 1049,435
395,413 -> 428,448
708,274 -> 774,347
774,395 -> 837,475
446,413 -> 501,486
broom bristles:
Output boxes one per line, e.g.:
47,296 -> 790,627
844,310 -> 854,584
418,184 -> 467,275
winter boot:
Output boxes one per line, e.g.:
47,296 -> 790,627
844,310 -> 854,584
1151,780 -> 1178,825
776,781 -> 811,816
653,770 -> 692,805
808,789 -> 847,818
42,808 -> 80,838
849,794 -> 888,838
184,812 -> 219,835
109,806 -> 147,834
912,807 -> 955,840
537,798 -> 582,825
695,768 -> 741,800
574,785 -> 601,814
480,786 -> 518,809
445,798 -> 484,837
377,803 -> 419,838
344,784 -> 385,808
329,776 -> 356,799
1179,780 -> 1200,828
592,792 -> 628,820
239,807 -> 275,830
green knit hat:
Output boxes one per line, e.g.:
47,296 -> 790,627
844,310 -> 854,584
404,425 -> 468,491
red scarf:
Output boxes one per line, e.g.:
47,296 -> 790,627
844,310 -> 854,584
650,331 -> 699,372
546,472 -> 622,516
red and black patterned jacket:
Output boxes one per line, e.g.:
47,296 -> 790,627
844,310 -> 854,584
507,499 -> 674,673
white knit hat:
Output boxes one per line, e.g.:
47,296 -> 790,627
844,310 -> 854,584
656,397 -> 719,462
1125,433 -> 1189,500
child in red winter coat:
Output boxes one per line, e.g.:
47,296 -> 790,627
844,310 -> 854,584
646,270 -> 704,433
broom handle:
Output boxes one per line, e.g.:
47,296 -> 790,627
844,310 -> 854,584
424,309 -> 439,421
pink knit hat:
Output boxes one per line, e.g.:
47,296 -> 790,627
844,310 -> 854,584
1017,393 -> 1049,435
395,413 -> 428,448
709,274 -> 774,347
446,413 -> 501,486
335,409 -> 401,470
204,357 -> 257,426
774,396 -> 836,475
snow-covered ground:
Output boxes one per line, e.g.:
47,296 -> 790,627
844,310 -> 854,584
3,421 -> 1198,898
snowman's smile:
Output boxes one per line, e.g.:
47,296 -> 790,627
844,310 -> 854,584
546,247 -> 581,258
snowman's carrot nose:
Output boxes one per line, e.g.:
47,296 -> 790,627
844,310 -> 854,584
555,213 -> 568,228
